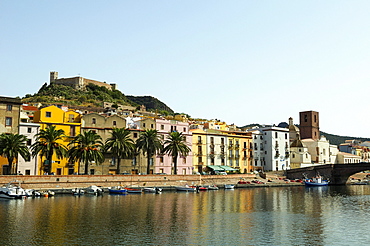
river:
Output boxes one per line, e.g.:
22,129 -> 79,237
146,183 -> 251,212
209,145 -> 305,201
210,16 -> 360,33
1,185 -> 370,246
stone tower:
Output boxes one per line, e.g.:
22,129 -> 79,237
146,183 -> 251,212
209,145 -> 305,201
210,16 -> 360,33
299,111 -> 319,140
50,71 -> 58,83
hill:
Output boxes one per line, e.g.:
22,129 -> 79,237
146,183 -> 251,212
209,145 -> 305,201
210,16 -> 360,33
22,83 -> 174,114
126,95 -> 174,114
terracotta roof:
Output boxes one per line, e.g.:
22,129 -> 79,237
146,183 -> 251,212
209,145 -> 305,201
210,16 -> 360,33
22,105 -> 38,111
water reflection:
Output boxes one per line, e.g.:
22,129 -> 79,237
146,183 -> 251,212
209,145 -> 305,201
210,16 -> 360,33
1,186 -> 370,245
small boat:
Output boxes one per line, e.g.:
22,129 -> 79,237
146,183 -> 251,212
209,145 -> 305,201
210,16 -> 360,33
126,188 -> 143,194
175,185 -> 196,192
40,190 -> 55,197
304,176 -> 329,186
25,189 -> 41,197
224,184 -> 235,189
143,187 -> 162,193
85,185 -> 104,195
204,185 -> 219,190
0,180 -> 27,199
108,186 -> 127,194
72,188 -> 85,196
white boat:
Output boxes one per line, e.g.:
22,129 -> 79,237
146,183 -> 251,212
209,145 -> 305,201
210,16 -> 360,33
175,185 -> 196,192
85,185 -> 104,195
204,185 -> 219,190
25,189 -> 41,197
72,188 -> 85,195
143,187 -> 162,193
0,180 -> 27,199
304,177 -> 329,186
224,184 -> 235,189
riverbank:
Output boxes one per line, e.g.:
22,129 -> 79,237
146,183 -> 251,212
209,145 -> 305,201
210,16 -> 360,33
0,171 -> 303,193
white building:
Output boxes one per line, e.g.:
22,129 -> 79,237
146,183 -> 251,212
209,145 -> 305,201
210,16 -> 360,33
289,138 -> 312,168
302,135 -> 338,165
248,126 -> 290,171
17,122 -> 40,175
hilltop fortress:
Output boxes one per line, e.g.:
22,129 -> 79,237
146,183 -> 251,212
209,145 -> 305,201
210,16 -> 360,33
50,71 -> 117,91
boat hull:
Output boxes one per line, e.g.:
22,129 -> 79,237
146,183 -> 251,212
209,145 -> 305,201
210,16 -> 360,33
304,182 -> 329,186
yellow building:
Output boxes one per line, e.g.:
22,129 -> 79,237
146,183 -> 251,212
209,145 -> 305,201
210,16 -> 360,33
190,129 -> 207,173
221,130 -> 253,174
33,106 -> 81,175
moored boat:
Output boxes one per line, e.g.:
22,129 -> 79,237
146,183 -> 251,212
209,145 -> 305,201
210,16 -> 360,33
85,185 -> 104,195
204,185 -> 219,190
175,185 -> 196,192
0,180 -> 27,199
126,188 -> 143,194
304,176 -> 329,186
108,186 -> 127,194
224,184 -> 235,189
143,187 -> 162,193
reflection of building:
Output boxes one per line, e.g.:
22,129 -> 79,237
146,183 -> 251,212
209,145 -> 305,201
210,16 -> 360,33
33,105 -> 81,175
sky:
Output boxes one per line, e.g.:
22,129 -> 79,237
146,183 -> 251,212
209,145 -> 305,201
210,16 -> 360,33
1,1 -> 370,138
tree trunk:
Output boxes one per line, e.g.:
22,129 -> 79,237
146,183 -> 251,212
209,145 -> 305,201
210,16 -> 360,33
146,153 -> 151,175
173,155 -> 178,175
7,157 -> 14,175
116,157 -> 121,174
84,159 -> 89,175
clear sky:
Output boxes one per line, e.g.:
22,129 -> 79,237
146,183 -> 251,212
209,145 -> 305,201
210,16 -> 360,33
1,1 -> 370,138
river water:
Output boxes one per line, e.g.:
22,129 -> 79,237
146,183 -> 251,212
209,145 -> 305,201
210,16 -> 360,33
1,185 -> 370,246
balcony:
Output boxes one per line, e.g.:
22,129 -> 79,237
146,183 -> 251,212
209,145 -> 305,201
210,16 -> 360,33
235,144 -> 240,150
197,141 -> 202,145
196,152 -> 203,157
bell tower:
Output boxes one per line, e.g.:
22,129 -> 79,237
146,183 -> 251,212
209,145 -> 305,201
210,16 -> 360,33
299,111 -> 319,140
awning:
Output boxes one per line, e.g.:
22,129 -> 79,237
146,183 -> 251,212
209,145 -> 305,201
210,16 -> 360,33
207,165 -> 225,171
220,166 -> 238,171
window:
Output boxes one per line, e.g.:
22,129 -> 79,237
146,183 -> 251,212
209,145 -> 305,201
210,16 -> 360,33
160,157 -> 164,163
27,139 -> 32,146
183,127 -> 186,132
25,170 -> 31,175
304,115 -> 308,122
275,132 -> 278,138
5,117 -> 12,126
46,112 -> 51,118
68,114 -> 74,122
92,118 -> 96,124
6,105 -> 12,111
151,124 -> 154,129
161,125 -> 164,130
113,121 -> 117,126
27,127 -> 32,133
285,133 -> 287,139
133,133 -> 138,138
143,123 -> 146,127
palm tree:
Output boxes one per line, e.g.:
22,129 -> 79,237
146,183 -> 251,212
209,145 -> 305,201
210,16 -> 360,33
31,125 -> 67,174
136,129 -> 163,175
0,133 -> 30,174
104,128 -> 135,174
68,130 -> 104,175
163,131 -> 191,175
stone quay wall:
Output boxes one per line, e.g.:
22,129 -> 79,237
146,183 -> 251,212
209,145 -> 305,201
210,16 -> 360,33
0,174 -> 262,190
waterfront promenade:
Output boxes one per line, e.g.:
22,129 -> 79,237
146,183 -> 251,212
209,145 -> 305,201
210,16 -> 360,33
0,172 -> 302,192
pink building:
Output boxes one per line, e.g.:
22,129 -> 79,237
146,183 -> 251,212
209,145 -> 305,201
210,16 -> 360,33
155,119 -> 193,174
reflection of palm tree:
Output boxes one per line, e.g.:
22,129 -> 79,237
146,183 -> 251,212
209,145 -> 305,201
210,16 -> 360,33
68,131 -> 104,175
0,133 -> 30,174
31,125 -> 67,174
163,132 -> 191,175
136,129 -> 163,175
104,128 -> 135,174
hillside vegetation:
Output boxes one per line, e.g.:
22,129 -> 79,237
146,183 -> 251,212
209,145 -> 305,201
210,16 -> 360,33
22,83 -> 174,114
